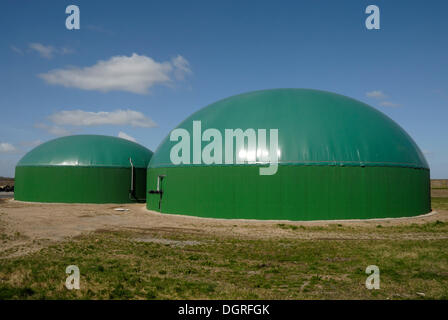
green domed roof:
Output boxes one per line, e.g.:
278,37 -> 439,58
17,135 -> 153,168
149,89 -> 428,169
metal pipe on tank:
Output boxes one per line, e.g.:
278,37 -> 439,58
129,157 -> 135,199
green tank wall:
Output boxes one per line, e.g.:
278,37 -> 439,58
147,166 -> 430,220
15,166 -> 147,204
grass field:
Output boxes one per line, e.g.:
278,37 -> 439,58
0,197 -> 447,300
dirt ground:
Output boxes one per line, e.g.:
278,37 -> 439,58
1,191 -> 447,259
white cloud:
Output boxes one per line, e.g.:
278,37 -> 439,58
85,25 -> 114,36
366,90 -> 402,107
10,45 -> 24,55
60,47 -> 74,55
19,140 -> 43,148
48,109 -> 157,128
36,109 -> 156,137
118,131 -> 137,143
0,143 -> 16,153
366,90 -> 387,99
34,123 -> 71,136
379,101 -> 401,107
172,55 -> 192,80
12,43 -> 74,59
29,43 -> 56,59
39,53 -> 191,94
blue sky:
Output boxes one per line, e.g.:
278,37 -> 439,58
0,0 -> 447,177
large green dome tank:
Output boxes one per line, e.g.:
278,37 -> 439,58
15,135 -> 153,203
147,89 -> 430,220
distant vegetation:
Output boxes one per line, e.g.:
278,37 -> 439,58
431,179 -> 448,189
0,177 -> 14,191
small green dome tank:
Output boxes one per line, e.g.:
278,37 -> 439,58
147,89 -> 430,220
15,135 -> 153,203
